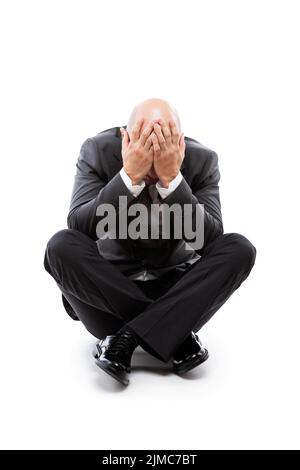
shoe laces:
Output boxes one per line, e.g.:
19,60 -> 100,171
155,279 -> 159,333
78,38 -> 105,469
107,331 -> 138,361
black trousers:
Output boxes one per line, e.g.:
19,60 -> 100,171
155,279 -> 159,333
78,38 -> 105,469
44,229 -> 256,362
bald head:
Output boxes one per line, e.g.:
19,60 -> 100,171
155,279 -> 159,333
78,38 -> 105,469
126,98 -> 181,137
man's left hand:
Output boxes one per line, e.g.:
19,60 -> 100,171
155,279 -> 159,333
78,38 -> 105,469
151,118 -> 185,188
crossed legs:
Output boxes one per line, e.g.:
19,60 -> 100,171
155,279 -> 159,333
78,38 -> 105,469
44,229 -> 256,362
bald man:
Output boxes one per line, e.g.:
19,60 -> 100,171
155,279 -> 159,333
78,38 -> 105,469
44,98 -> 256,386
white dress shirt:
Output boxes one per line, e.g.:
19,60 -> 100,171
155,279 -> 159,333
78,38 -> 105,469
119,168 -> 183,199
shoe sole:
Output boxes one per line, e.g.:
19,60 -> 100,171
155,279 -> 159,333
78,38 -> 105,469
95,359 -> 129,386
173,349 -> 209,375
92,345 -> 100,360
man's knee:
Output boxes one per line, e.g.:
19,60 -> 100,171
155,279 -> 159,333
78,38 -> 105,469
224,232 -> 257,272
44,229 -> 78,267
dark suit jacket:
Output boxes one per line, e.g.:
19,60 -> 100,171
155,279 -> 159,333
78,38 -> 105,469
63,125 -> 224,320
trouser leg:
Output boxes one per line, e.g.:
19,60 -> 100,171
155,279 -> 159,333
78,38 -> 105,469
58,279 -> 175,343
61,288 -> 174,361
43,229 -> 152,327
59,291 -> 126,339
44,229 -> 178,358
127,233 -> 257,363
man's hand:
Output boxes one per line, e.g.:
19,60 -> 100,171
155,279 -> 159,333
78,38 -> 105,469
151,118 -> 185,188
120,118 -> 155,185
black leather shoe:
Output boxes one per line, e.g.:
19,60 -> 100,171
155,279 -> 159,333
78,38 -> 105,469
172,332 -> 209,375
93,330 -> 138,386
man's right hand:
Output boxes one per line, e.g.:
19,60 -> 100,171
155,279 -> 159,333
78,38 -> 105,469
120,118 -> 154,185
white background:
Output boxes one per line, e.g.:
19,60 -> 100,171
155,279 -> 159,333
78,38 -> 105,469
0,0 -> 299,450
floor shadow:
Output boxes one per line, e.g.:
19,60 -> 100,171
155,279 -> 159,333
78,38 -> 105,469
131,347 -> 210,380
177,364 -> 209,380
92,362 -> 129,393
131,347 -> 172,376
87,343 -> 208,391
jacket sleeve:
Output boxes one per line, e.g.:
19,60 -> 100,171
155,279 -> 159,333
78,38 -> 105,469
67,137 -> 136,239
161,150 -> 223,253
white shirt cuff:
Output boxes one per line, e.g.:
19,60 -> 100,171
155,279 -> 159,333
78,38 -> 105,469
156,172 -> 183,199
120,168 -> 145,197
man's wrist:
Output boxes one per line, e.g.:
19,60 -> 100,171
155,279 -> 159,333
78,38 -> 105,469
131,178 -> 143,185
159,179 -> 174,189
159,170 -> 181,189
158,171 -> 181,189
122,168 -> 144,186
120,168 -> 145,197
122,167 -> 144,186
156,172 -> 183,199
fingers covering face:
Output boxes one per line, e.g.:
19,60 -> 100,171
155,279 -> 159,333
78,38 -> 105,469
140,121 -> 155,147
130,116 -> 181,151
131,117 -> 144,143
155,118 -> 179,145
144,132 -> 154,152
169,119 -> 180,145
151,133 -> 160,153
153,123 -> 166,149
